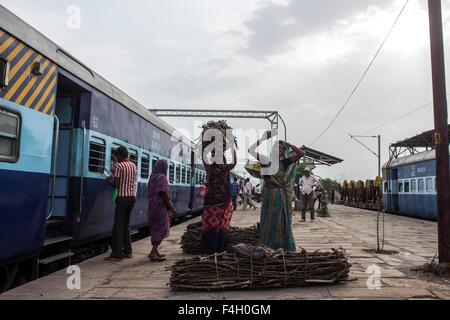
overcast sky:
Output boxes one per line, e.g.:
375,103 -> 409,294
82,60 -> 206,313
2,0 -> 450,181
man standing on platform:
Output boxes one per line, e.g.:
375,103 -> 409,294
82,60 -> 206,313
243,178 -> 257,210
105,146 -> 138,262
230,177 -> 240,211
300,168 -> 320,222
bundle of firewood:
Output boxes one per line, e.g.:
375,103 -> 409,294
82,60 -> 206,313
169,245 -> 351,291
198,120 -> 237,152
180,221 -> 260,255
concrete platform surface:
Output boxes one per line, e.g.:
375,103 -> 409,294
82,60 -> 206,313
1,204 -> 450,300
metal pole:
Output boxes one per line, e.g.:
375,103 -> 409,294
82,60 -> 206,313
428,0 -> 450,263
378,135 -> 381,177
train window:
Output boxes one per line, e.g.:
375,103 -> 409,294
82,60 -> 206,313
418,179 -> 425,193
0,108 -> 20,163
152,157 -> 159,171
110,143 -> 124,168
176,164 -> 181,184
195,171 -> 200,185
141,153 -> 150,180
426,178 -> 433,193
88,137 -> 106,173
187,168 -> 192,184
411,179 -> 417,193
398,181 -> 403,193
129,149 -> 138,167
181,166 -> 186,184
404,180 -> 410,193
169,162 -> 175,184
383,182 -> 389,193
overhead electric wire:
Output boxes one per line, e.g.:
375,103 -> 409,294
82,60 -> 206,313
331,94 -> 450,154
309,0 -> 410,147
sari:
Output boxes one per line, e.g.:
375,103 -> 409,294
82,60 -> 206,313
260,141 -> 297,252
201,160 -> 236,254
147,160 -> 171,246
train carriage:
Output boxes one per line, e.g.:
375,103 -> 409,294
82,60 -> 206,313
382,150 -> 439,220
0,5 -> 206,290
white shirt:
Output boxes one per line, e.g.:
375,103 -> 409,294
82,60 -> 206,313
300,175 -> 319,195
244,182 -> 253,195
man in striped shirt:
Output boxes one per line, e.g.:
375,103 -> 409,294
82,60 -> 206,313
105,146 -> 138,262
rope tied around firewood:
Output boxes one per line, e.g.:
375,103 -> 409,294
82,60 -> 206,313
281,249 -> 287,287
169,246 -> 352,291
250,247 -> 254,289
214,253 -> 220,283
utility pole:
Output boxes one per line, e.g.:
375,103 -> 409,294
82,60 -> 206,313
348,134 -> 381,177
428,0 -> 450,264
378,135 -> 381,178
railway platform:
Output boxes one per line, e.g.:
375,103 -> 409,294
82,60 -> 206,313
1,205 -> 449,300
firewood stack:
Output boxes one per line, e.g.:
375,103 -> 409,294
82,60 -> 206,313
169,245 -> 352,291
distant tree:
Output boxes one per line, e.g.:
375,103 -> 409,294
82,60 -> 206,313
295,162 -> 307,183
321,178 -> 340,191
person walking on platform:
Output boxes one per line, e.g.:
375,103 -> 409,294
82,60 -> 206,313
249,131 -> 305,252
230,177 -> 240,211
243,178 -> 257,210
105,147 -> 137,262
300,168 -> 320,222
147,160 -> 176,262
330,187 -> 336,204
200,133 -> 237,255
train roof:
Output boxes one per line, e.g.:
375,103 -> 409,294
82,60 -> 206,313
0,5 -> 194,148
383,149 -> 436,169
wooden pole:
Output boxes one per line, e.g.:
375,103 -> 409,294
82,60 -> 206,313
428,0 -> 450,263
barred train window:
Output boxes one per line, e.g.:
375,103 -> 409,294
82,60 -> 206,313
187,168 -> 192,184
152,157 -> 159,171
129,149 -> 138,167
141,153 -> 150,180
110,143 -> 124,169
418,179 -> 425,193
411,179 -> 417,193
426,178 -> 433,193
169,162 -> 175,184
398,181 -> 403,193
404,180 -> 410,193
88,137 -> 106,173
0,108 -> 20,163
181,166 -> 186,184
176,164 -> 181,183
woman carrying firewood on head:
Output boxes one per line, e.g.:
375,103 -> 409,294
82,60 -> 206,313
200,121 -> 237,255
249,131 -> 305,252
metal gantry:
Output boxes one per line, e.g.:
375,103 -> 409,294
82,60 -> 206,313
149,109 -> 287,140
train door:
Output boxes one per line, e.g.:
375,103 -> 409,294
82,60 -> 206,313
386,168 -> 399,212
189,151 -> 195,211
47,97 -> 74,236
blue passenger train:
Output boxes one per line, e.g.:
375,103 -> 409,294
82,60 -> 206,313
382,150 -> 440,221
0,6 -> 207,290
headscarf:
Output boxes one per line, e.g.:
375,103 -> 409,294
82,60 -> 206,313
270,140 -> 291,161
153,160 -> 168,176
148,160 -> 171,198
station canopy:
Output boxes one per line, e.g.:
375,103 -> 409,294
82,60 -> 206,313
390,125 -> 450,149
301,146 -> 344,166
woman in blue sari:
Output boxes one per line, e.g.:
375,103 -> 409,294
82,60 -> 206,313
249,132 -> 305,252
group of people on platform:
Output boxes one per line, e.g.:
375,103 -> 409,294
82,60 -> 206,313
104,130 -> 325,263
230,178 -> 260,211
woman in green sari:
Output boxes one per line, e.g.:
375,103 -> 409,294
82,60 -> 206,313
249,132 -> 305,252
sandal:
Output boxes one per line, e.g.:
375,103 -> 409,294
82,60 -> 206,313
149,255 -> 166,262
